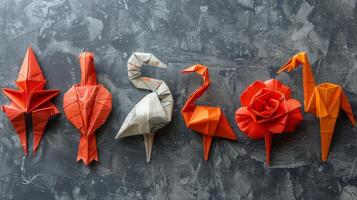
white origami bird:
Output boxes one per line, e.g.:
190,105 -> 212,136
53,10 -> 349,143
115,52 -> 174,162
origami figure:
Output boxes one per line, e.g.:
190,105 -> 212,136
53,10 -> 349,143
115,52 -> 173,163
63,52 -> 112,165
181,64 -> 237,161
2,47 -> 60,155
277,52 -> 356,161
235,79 -> 303,165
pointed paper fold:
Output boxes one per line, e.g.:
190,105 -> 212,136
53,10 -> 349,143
235,79 -> 303,165
1,47 -> 60,155
277,52 -> 356,161
115,52 -> 173,163
63,52 -> 112,165
181,64 -> 237,161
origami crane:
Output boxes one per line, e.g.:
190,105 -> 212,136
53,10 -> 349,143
181,64 -> 237,161
63,52 -> 112,165
277,52 -> 356,161
115,52 -> 173,163
235,79 -> 303,165
2,47 -> 60,155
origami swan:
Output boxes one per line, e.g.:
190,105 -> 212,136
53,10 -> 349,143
115,52 -> 174,163
181,64 -> 237,161
2,47 -> 60,155
277,52 -> 356,161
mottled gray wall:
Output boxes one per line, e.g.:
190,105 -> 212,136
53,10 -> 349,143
0,0 -> 357,199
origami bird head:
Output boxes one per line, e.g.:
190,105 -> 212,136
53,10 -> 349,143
181,64 -> 210,82
277,52 -> 308,74
79,52 -> 97,85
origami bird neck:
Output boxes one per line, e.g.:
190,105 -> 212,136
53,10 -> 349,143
181,64 -> 211,119
79,52 -> 97,85
127,52 -> 167,93
277,52 -> 316,111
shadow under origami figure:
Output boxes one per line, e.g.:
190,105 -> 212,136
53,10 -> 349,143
277,52 -> 356,161
2,47 -> 60,156
115,52 -> 174,163
181,64 -> 237,161
63,52 -> 112,165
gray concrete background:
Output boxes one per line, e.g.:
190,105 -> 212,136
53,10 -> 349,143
0,0 -> 357,199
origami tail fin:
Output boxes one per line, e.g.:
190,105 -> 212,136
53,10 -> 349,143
203,134 -> 213,161
77,134 -> 98,165
215,112 -> 237,140
320,117 -> 337,162
127,52 -> 167,92
264,132 -> 272,166
2,105 -> 27,155
32,107 -> 53,155
144,133 -> 155,163
277,52 -> 316,111
340,90 -> 356,126
181,64 -> 211,121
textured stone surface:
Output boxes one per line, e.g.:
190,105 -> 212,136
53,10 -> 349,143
0,0 -> 357,199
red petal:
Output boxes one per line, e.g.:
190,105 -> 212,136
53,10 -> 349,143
283,99 -> 303,132
235,107 -> 269,139
240,81 -> 266,107
264,79 -> 291,99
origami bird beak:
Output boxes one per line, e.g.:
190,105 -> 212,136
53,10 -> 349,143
180,67 -> 195,73
277,59 -> 296,74
181,64 -> 203,73
277,52 -> 307,74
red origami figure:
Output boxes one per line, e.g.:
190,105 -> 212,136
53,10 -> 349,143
235,79 -> 303,165
2,47 -> 60,155
63,52 -> 112,165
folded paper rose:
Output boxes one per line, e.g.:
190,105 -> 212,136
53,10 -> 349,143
235,79 -> 303,165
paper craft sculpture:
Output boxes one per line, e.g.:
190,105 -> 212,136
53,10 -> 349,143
277,52 -> 356,161
1,47 -> 60,155
181,64 -> 237,161
115,52 -> 173,163
235,79 -> 303,165
63,52 -> 112,165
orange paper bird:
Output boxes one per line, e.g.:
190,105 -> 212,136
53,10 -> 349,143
181,64 -> 237,161
63,52 -> 112,165
277,52 -> 356,161
1,47 -> 60,155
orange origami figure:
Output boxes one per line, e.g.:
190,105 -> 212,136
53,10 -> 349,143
277,52 -> 356,161
2,47 -> 60,155
63,52 -> 112,165
235,79 -> 303,165
181,64 -> 237,161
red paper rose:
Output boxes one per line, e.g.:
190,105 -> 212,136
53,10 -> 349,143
235,79 -> 303,165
